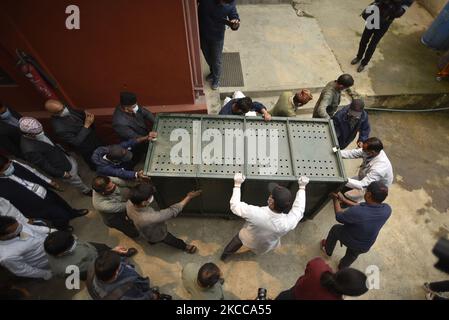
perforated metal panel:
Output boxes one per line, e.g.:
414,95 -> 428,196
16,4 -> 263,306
144,114 -> 347,219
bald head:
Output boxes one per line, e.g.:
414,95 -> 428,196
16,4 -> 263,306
45,99 -> 64,114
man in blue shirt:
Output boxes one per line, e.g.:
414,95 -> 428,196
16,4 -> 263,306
198,0 -> 240,90
219,96 -> 271,121
321,181 -> 392,269
91,136 -> 152,181
332,98 -> 370,150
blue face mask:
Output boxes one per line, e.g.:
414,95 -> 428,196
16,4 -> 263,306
2,163 -> 15,177
0,109 -> 11,119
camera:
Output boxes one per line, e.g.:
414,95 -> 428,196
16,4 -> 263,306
256,288 -> 268,300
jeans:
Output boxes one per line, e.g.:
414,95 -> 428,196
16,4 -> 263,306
200,37 -> 224,85
100,212 -> 140,239
221,234 -> 243,260
150,232 -> 187,251
357,23 -> 391,66
325,225 -> 368,269
65,155 -> 90,193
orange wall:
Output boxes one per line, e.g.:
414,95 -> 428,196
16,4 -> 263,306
0,0 -> 195,112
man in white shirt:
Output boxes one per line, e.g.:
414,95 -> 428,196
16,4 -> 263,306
220,173 -> 309,261
341,137 -> 393,203
0,216 -> 53,280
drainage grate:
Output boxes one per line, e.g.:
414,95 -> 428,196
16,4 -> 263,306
220,52 -> 244,87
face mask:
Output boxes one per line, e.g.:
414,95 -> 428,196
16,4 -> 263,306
132,105 -> 139,114
11,223 -> 23,238
0,109 -> 11,119
61,239 -> 77,256
2,163 -> 15,177
59,107 -> 71,117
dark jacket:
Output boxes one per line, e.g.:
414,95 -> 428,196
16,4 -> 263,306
0,161 -> 55,219
91,139 -> 138,180
198,0 -> 239,41
20,136 -> 71,178
87,261 -> 157,300
372,0 -> 414,25
0,108 -> 23,157
219,99 -> 267,115
333,106 -> 370,150
112,106 -> 155,142
50,106 -> 102,154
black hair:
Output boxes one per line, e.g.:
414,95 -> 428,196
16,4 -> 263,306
0,216 -> 17,237
350,99 -> 365,111
95,251 -> 122,282
337,74 -> 354,88
198,263 -> 221,288
235,97 -> 253,114
364,137 -> 384,153
92,176 -> 111,193
367,181 -> 389,203
320,268 -> 368,297
44,231 -> 75,256
0,154 -> 10,170
130,183 -> 156,205
107,145 -> 126,161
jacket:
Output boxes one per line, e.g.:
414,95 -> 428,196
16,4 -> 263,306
91,140 -> 139,180
333,105 -> 371,150
112,105 -> 155,141
20,136 -> 71,178
313,81 -> 341,119
341,149 -> 394,190
0,107 -> 23,157
368,0 -> 414,26
50,106 -> 102,154
126,201 -> 183,243
47,241 -> 98,279
198,0 -> 239,41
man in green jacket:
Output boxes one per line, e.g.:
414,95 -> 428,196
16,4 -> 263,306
313,74 -> 354,119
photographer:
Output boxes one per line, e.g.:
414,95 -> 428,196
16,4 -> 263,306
351,0 -> 414,72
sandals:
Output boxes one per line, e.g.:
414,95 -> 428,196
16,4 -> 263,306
185,244 -> 197,254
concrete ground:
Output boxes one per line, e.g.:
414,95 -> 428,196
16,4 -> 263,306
6,110 -> 447,300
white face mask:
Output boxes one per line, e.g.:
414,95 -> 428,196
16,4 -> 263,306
2,163 -> 15,177
132,105 -> 139,114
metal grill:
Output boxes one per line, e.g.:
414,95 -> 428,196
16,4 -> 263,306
145,114 -> 347,219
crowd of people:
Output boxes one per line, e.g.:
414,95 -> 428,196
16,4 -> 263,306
1,0 -> 447,301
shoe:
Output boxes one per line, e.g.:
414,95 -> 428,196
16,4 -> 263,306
74,209 -> 89,217
185,244 -> 197,254
206,73 -> 214,82
211,82 -> 220,91
220,253 -> 229,262
82,190 -> 93,197
425,292 -> 435,300
123,247 -> 138,258
357,64 -> 366,73
351,57 -> 361,65
423,283 -> 433,293
320,239 -> 330,257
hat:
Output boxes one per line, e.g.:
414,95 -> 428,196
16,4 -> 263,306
19,117 -> 43,135
120,92 -> 137,106
348,99 -> 365,118
268,183 -> 293,213
108,145 -> 133,163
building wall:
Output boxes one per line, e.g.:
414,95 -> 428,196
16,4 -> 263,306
0,0 -> 195,113
418,0 -> 448,16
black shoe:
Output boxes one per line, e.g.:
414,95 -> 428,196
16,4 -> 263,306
74,209 -> 89,217
123,248 -> 138,258
351,57 -> 361,65
357,64 -> 366,73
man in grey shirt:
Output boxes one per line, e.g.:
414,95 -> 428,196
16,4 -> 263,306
313,74 -> 354,119
182,262 -> 224,300
126,183 -> 201,253
92,176 -> 139,238
44,231 -> 137,280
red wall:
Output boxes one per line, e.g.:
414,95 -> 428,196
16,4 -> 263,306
0,0 -> 195,112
